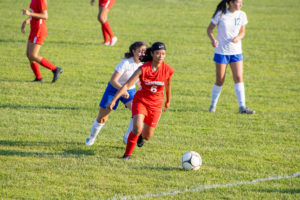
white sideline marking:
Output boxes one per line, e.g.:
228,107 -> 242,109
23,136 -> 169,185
109,172 -> 300,200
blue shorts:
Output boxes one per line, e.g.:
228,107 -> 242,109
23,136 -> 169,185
213,53 -> 243,64
99,82 -> 136,110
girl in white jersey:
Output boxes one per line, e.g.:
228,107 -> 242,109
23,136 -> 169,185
85,41 -> 147,146
207,0 -> 254,114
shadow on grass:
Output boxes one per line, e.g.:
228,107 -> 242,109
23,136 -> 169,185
254,188 -> 300,194
0,140 -> 81,147
134,166 -> 181,171
0,39 -> 98,46
0,104 -> 81,110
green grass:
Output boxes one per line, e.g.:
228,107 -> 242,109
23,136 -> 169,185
0,0 -> 299,199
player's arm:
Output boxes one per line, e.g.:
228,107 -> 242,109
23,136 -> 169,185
109,71 -> 130,98
232,25 -> 246,43
163,76 -> 172,112
207,22 -> 218,47
23,9 -> 48,20
107,68 -> 142,110
21,18 -> 30,34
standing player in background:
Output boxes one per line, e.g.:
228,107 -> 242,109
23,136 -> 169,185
207,0 -> 254,114
21,0 -> 63,83
107,42 -> 174,159
90,0 -> 117,46
85,41 -> 147,146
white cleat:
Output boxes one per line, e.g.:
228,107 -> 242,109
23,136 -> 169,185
85,137 -> 96,146
110,37 -> 117,46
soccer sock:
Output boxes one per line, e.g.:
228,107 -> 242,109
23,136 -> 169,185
234,82 -> 246,107
102,21 -> 114,40
30,62 -> 42,79
40,58 -> 57,71
90,120 -> 104,139
124,132 -> 138,156
211,84 -> 222,107
123,118 -> 133,144
101,24 -> 109,43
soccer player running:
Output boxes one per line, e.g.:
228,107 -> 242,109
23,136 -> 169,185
207,0 -> 254,114
107,42 -> 174,159
21,0 -> 63,83
90,0 -> 117,46
85,41 -> 147,146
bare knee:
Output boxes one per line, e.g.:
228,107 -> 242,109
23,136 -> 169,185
132,126 -> 143,136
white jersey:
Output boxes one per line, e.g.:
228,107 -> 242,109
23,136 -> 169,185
114,57 -> 142,90
211,9 -> 248,55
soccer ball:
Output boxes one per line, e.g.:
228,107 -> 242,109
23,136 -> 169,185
181,151 -> 202,170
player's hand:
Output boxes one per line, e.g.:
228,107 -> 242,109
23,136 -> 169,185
106,101 -> 115,110
21,21 -> 26,34
232,37 -> 239,43
211,39 -> 219,47
122,91 -> 129,99
90,0 -> 95,5
163,101 -> 170,112
23,9 -> 31,16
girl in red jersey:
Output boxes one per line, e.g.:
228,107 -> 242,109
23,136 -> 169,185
90,0 -> 117,46
107,42 -> 174,159
21,0 -> 63,83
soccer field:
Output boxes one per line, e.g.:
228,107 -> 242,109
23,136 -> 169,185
0,0 -> 299,199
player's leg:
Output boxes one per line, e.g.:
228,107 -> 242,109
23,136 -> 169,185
99,1 -> 117,46
123,100 -> 133,144
28,41 -> 63,82
209,58 -> 227,112
123,114 -> 145,158
230,59 -> 254,114
26,41 -> 42,82
98,7 -> 109,45
86,107 -> 111,146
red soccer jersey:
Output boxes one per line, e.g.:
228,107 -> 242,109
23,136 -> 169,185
134,61 -> 174,109
30,0 -> 47,33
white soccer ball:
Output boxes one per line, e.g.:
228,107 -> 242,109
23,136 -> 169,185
181,151 -> 202,170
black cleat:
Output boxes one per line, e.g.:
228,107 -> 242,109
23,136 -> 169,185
32,78 -> 44,83
137,135 -> 145,147
52,67 -> 63,83
122,154 -> 131,159
239,106 -> 255,114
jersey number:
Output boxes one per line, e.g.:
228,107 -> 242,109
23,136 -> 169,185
150,86 -> 157,93
235,18 -> 241,26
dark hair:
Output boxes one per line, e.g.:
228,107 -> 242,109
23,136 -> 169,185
213,0 -> 234,18
124,41 -> 147,58
141,42 -> 167,62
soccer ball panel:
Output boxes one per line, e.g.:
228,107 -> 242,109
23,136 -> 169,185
181,151 -> 202,170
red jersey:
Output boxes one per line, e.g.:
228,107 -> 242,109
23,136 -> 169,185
29,0 -> 47,34
134,61 -> 174,109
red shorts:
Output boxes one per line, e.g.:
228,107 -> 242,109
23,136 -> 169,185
132,100 -> 162,128
28,30 -> 47,45
99,0 -> 115,9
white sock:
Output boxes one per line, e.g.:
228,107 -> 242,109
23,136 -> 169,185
123,118 -> 133,144
211,84 -> 222,107
234,82 -> 246,107
90,120 -> 104,139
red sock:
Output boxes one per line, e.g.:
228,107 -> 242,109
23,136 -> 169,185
124,132 -> 138,156
30,62 -> 42,79
40,58 -> 56,71
102,21 -> 114,40
101,24 -> 109,43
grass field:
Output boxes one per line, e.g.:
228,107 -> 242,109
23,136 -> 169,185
0,0 -> 299,199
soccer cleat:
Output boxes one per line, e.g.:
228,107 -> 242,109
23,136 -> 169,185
239,106 -> 255,114
85,137 -> 96,146
52,67 -> 63,83
110,37 -> 117,46
103,42 -> 110,46
209,105 -> 216,113
122,154 -> 131,159
32,78 -> 44,83
137,135 -> 145,147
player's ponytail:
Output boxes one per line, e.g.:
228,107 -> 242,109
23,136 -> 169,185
213,0 -> 232,18
140,47 -> 153,62
124,41 -> 147,58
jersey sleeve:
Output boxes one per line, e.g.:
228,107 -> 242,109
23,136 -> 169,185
40,0 -> 47,12
241,12 -> 248,26
211,11 -> 221,25
114,59 -> 127,75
